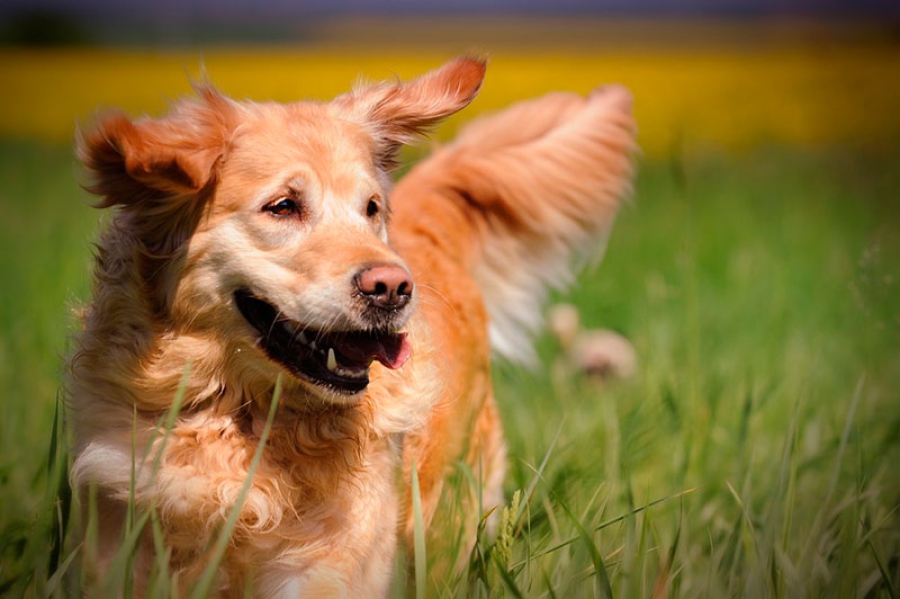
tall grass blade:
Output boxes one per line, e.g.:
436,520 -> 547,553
521,487 -> 697,563
146,510 -> 171,599
653,504 -> 683,599
410,458 -> 427,599
725,480 -> 759,558
122,406 -> 139,599
150,363 -> 191,477
46,392 -> 71,581
827,375 -> 864,502
596,488 -> 697,533
867,538 -> 898,599
541,565 -> 559,599
114,368 -> 189,598
547,485 -> 614,599
43,544 -> 81,599
516,419 -> 564,524
100,511 -> 152,597
188,374 -> 282,599
493,557 -> 524,599
46,391 -> 62,474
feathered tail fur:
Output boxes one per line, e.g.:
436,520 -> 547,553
393,85 -> 636,363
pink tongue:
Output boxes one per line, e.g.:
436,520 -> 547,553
333,332 -> 412,370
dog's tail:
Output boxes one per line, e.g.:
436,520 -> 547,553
392,86 -> 636,364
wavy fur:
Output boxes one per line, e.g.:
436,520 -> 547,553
67,57 -> 635,597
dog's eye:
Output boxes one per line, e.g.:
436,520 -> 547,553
366,197 -> 380,219
264,198 -> 300,218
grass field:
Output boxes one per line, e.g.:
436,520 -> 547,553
1,32 -> 899,597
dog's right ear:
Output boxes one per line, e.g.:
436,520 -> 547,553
78,88 -> 235,208
334,56 -> 487,170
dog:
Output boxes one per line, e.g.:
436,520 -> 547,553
67,56 -> 635,596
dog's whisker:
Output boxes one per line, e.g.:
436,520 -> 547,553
415,283 -> 464,322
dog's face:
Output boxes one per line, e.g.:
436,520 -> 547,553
79,57 -> 485,403
200,103 -> 415,398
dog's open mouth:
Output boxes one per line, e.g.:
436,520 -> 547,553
234,289 -> 411,394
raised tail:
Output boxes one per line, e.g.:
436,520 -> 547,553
392,85 -> 637,364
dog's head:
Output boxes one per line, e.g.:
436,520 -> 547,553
78,57 -> 485,403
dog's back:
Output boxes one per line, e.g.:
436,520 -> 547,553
392,87 -> 636,546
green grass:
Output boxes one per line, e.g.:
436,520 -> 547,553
1,139 -> 898,597
0,141 -> 96,597
480,145 -> 900,597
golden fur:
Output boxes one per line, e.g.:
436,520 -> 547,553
67,57 -> 635,596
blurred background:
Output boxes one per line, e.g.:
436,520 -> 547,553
1,0 -> 899,153
1,1 -> 899,596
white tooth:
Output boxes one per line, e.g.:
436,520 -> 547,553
298,330 -> 309,345
327,348 -> 337,372
282,321 -> 295,334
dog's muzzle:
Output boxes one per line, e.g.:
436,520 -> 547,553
234,288 -> 412,395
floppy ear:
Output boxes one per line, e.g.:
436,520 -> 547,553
335,56 -> 487,169
78,87 -> 234,208
77,88 -> 237,300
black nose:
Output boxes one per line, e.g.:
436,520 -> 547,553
355,264 -> 413,309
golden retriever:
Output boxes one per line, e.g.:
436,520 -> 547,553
67,56 -> 635,596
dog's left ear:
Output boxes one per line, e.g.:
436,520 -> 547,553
335,56 -> 487,169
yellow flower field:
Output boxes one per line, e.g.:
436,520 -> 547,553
2,39 -> 899,157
